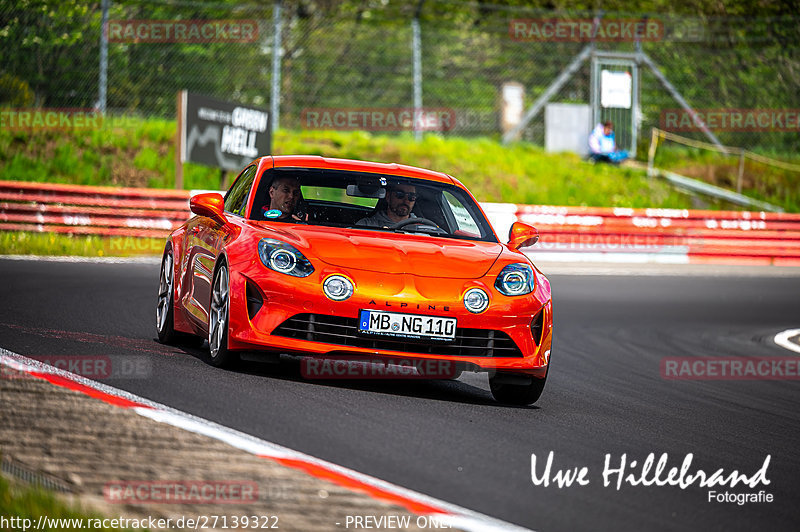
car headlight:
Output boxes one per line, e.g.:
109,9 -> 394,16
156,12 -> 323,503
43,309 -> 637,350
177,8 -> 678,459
258,239 -> 314,277
323,275 -> 354,301
495,263 -> 535,296
463,287 -> 489,313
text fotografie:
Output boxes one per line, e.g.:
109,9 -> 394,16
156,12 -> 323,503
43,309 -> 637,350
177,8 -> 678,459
531,451 -> 771,490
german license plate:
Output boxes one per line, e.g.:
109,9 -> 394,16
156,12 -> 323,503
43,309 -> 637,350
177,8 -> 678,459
358,310 -> 456,342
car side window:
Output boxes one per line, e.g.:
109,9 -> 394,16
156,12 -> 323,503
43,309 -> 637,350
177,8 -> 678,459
224,165 -> 257,216
443,190 -> 481,235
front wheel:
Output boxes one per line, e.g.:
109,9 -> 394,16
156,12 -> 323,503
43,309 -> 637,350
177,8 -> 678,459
489,371 -> 547,405
208,262 -> 238,368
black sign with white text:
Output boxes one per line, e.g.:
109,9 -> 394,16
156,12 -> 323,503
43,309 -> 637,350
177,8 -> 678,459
181,92 -> 271,170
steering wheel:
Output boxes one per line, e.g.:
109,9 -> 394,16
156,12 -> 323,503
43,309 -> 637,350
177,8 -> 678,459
390,217 -> 446,233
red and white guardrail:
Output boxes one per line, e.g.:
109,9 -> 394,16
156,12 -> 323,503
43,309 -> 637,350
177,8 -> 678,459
0,181 -> 189,238
484,204 -> 800,266
1,180 -> 799,266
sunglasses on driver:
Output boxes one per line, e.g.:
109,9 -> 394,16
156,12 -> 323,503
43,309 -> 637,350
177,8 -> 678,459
391,190 -> 418,202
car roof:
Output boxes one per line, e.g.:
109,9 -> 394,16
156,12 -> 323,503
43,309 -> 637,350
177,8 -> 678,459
259,155 -> 457,186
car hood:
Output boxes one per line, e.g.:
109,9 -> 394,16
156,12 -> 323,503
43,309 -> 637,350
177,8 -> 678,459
254,223 -> 503,279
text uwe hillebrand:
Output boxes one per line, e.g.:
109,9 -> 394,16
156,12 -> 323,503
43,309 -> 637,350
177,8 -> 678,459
531,451 -> 771,490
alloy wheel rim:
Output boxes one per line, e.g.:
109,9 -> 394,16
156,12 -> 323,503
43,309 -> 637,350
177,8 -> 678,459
156,252 -> 173,332
209,266 -> 229,358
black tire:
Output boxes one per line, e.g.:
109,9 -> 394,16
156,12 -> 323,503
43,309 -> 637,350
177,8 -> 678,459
156,247 -> 180,344
489,371 -> 547,406
156,247 -> 204,347
208,261 -> 238,368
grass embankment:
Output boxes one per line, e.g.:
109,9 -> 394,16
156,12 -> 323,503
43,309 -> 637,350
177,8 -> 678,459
0,116 -> 691,207
2,116 -> 794,256
653,143 -> 800,212
0,232 -> 164,257
0,472 -> 144,531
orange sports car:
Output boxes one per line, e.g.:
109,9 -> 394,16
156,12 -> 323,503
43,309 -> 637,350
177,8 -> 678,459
156,156 -> 552,405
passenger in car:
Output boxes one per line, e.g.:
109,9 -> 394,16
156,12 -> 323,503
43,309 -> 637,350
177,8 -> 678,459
356,184 -> 418,227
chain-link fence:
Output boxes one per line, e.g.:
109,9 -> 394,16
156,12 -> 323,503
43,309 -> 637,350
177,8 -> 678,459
2,1 -> 798,153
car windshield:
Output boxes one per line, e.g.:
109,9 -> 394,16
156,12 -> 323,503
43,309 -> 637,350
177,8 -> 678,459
249,167 -> 497,243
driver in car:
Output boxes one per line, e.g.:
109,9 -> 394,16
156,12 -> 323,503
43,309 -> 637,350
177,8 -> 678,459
356,184 -> 418,228
262,175 -> 306,221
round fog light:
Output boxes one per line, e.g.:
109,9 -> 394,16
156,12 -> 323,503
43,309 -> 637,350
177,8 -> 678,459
323,275 -> 354,301
463,288 -> 489,314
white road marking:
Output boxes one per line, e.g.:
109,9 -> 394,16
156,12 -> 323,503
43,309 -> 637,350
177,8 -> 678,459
774,329 -> 800,355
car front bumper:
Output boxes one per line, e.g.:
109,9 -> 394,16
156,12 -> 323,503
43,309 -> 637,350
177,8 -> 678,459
225,261 -> 552,376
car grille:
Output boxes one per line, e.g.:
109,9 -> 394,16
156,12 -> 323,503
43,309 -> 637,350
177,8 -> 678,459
272,313 -> 523,357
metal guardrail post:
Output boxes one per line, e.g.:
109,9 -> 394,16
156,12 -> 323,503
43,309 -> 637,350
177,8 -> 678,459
412,16 -> 423,142
737,151 -> 746,194
647,128 -> 659,179
175,91 -> 186,190
271,1 -> 283,134
98,0 -> 109,114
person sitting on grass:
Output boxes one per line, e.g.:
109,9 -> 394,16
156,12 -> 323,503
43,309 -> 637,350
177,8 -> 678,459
588,121 -> 628,164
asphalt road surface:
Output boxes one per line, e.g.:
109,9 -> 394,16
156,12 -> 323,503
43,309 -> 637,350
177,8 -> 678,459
1,257 -> 798,531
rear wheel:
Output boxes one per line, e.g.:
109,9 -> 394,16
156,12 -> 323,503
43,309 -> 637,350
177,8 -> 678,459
489,371 -> 547,405
156,248 -> 203,347
208,262 -> 238,367
156,249 -> 180,344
